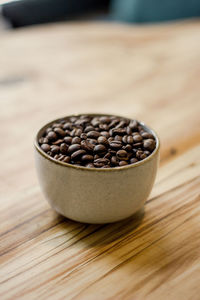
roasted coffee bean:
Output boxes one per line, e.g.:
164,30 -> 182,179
94,158 -> 110,168
101,131 -> 110,138
97,136 -> 108,145
109,140 -> 122,150
86,163 -> 94,168
111,156 -> 119,166
141,132 -> 154,139
81,154 -> 93,162
47,131 -> 57,141
94,144 -> 106,153
81,140 -> 94,152
54,128 -> 66,137
52,123 -> 62,128
143,139 -> 156,151
99,124 -> 109,131
133,134 -> 143,143
116,150 -> 128,160
136,150 -> 144,159
52,139 -> 64,145
123,144 -> 132,152
47,151 -> 53,157
126,127 -> 132,135
127,136 -> 134,144
63,122 -> 72,130
68,144 -> 81,153
119,161 -> 128,166
129,120 -> 138,130
115,135 -> 122,142
39,115 -> 156,168
87,131 -> 100,139
130,158 -> 138,164
64,136 -> 72,144
72,137 -> 81,144
41,144 -> 50,152
113,128 -> 126,135
133,142 -> 142,148
51,145 -> 60,154
84,126 -> 94,133
104,152 -> 111,159
63,156 -> 71,163
60,143 -> 68,154
99,116 -> 110,124
80,133 -> 87,140
71,149 -> 86,160
39,137 -> 49,144
71,128 -> 82,137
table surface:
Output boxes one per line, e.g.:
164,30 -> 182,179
0,20 -> 200,300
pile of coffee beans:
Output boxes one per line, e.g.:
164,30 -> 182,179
38,115 -> 156,168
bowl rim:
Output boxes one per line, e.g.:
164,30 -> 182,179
34,113 -> 160,172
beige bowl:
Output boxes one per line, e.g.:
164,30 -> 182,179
34,114 -> 160,224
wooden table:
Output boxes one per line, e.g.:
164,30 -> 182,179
0,21 -> 200,300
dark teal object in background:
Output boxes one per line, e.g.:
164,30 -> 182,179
111,0 -> 200,23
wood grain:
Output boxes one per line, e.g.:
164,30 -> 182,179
0,21 -> 200,300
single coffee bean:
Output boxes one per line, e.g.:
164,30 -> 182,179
140,153 -> 147,160
81,154 -> 93,162
75,118 -> 90,126
115,120 -> 126,128
133,142 -> 142,148
126,127 -> 132,135
58,155 -> 65,161
119,161 -> 128,166
63,156 -> 71,163
127,136 -> 134,144
81,140 -> 94,152
64,136 -> 72,144
63,122 -> 72,130
129,120 -> 138,130
122,135 -> 128,144
39,137 -> 49,144
87,131 -> 100,139
111,156 -> 119,166
143,139 -> 156,151
144,150 -> 150,156
64,129 -> 71,136
68,144 -> 81,153
99,116 -> 110,124
91,118 -> 100,127
60,143 -> 68,154
109,140 -> 122,150
136,150 -> 144,159
41,144 -> 50,152
97,136 -> 108,145
54,128 -> 66,137
54,154 -> 60,159
52,139 -> 64,145
47,131 -> 57,141
71,128 -> 82,137
94,158 -> 110,168
80,133 -> 87,140
130,158 -> 138,164
101,131 -> 110,138
115,135 -> 122,142
104,152 -> 111,159
94,144 -> 107,153
86,163 -> 94,168
52,123 -> 62,128
84,126 -> 94,133
51,145 -> 60,154
133,135 -> 143,143
72,137 -> 81,144
71,149 -> 86,160
99,124 -> 109,131
123,144 -> 132,152
46,127 -> 52,134
141,132 -> 154,139
116,150 -> 128,160
108,119 -> 120,128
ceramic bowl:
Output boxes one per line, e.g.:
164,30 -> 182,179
34,114 -> 160,224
